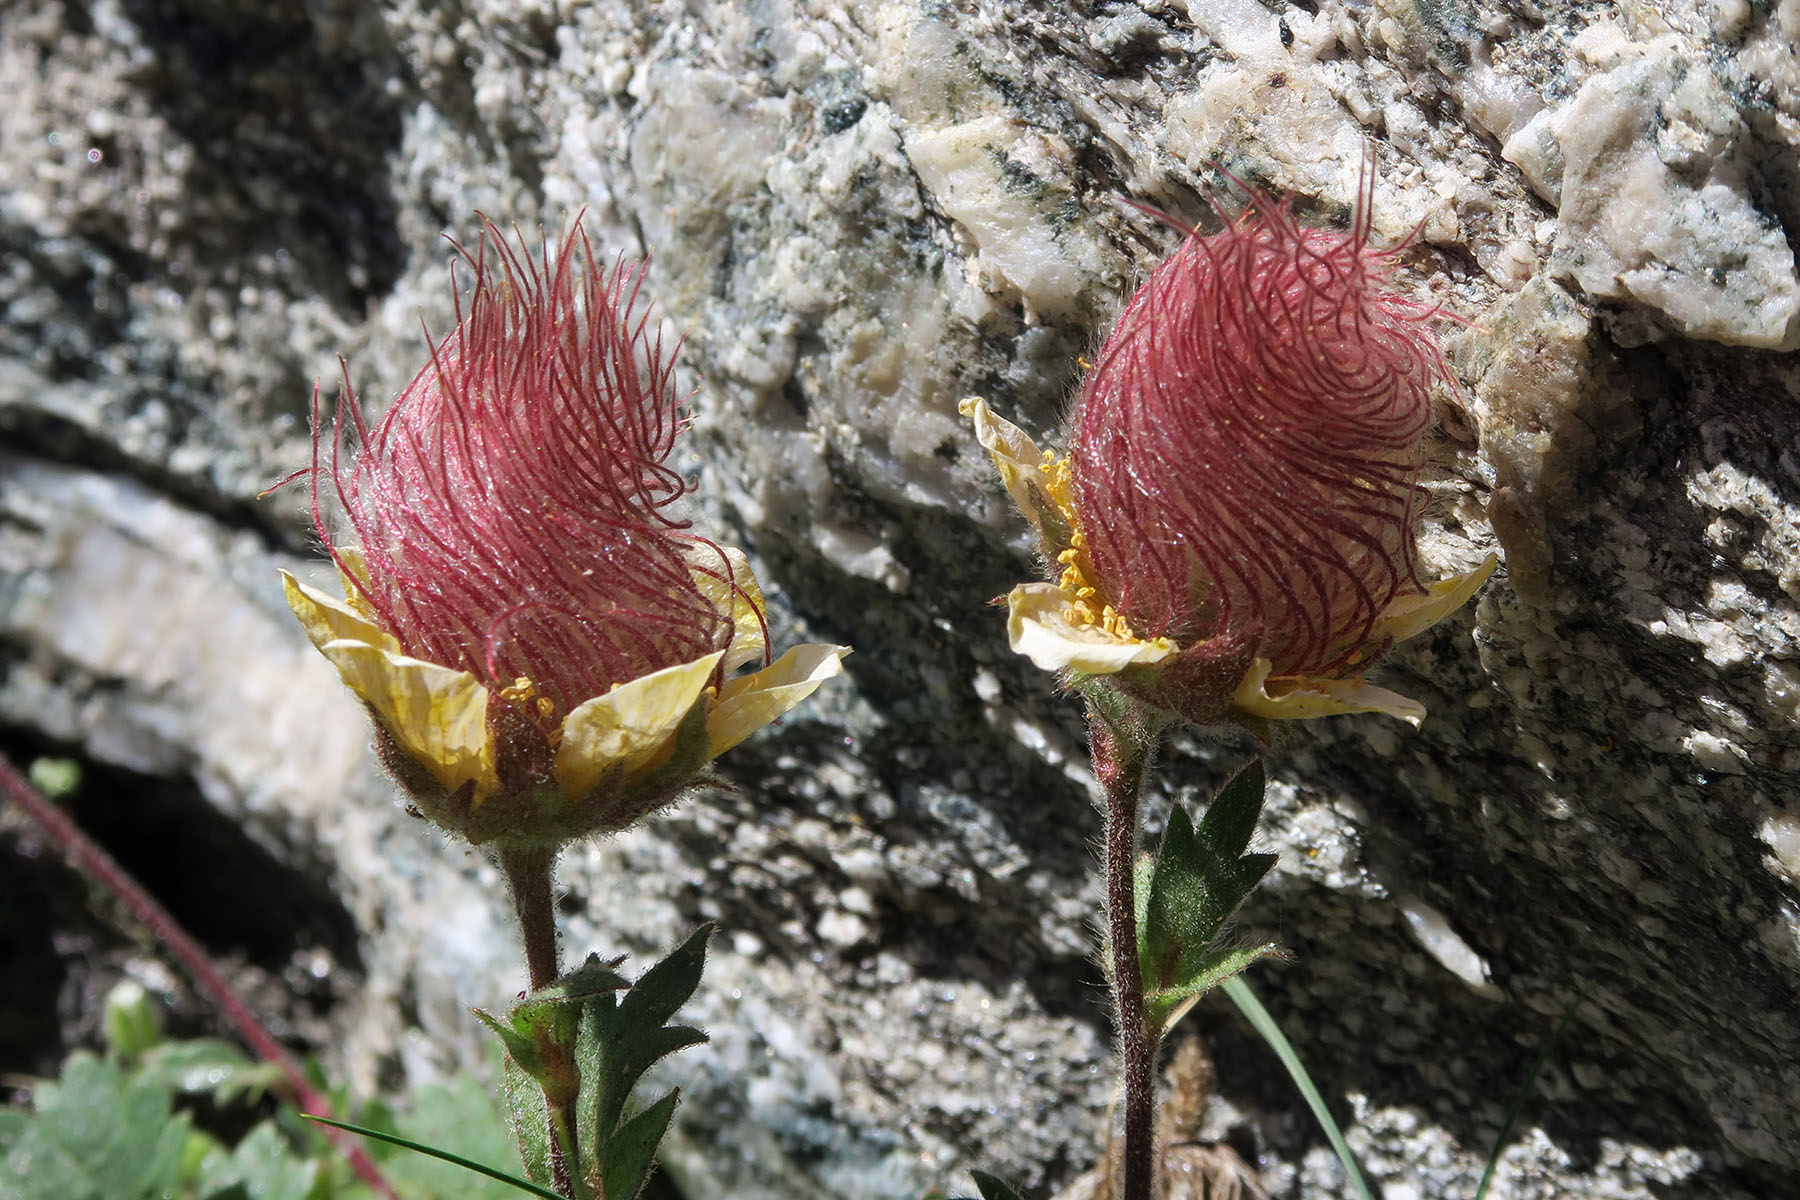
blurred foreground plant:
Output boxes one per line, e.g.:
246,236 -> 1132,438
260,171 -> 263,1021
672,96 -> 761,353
0,752 -> 397,1197
277,219 -> 846,1197
962,167 -> 1495,1200
0,976 -> 523,1200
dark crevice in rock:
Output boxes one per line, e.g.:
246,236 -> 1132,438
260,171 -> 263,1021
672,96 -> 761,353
0,723 -> 365,1077
0,813 -> 89,1083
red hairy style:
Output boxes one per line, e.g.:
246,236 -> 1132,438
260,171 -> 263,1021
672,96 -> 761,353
1069,182 -> 1446,677
308,219 -> 754,712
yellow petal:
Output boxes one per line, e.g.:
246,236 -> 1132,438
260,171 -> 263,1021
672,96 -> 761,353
315,638 -> 496,795
706,643 -> 849,757
281,568 -> 399,656
1376,554 -> 1500,645
960,397 -> 1061,537
333,545 -> 372,588
1005,582 -> 1176,675
688,542 -> 768,673
554,651 -> 725,799
332,546 -> 382,624
1231,658 -> 1426,727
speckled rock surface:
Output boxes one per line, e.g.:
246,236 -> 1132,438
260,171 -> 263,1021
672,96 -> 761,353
3,1 -> 1797,1197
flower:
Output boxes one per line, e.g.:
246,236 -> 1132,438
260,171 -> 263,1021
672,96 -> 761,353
963,182 -> 1494,729
279,219 -> 846,845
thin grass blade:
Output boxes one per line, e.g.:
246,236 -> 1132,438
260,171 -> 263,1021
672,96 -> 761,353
301,1113 -> 563,1199
1222,975 -> 1373,1200
1474,996 -> 1582,1200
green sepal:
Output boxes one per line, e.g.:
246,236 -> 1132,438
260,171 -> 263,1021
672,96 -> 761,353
501,1053 -> 554,1188
476,956 -> 630,1100
598,1088 -> 680,1200
474,1010 -> 542,1079
1138,760 -> 1279,1037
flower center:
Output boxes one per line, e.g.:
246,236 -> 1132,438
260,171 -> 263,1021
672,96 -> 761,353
499,676 -> 562,747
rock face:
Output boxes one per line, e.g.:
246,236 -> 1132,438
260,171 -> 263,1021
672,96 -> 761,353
3,0 -> 1798,1197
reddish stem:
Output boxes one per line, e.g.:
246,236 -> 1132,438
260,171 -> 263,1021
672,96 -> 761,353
1090,704 -> 1157,1200
497,842 -> 578,1198
0,752 -> 399,1200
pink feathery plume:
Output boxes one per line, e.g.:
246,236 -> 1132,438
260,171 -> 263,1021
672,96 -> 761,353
309,219 -> 753,713
1070,174 -> 1446,677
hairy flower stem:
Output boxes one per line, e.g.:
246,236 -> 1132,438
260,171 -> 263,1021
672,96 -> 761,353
498,843 -> 578,1198
0,753 -> 399,1199
1089,699 -> 1160,1200
501,843 -> 563,991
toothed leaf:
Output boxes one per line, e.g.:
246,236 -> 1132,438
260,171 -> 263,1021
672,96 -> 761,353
1139,761 -> 1279,1032
1145,942 -> 1287,1030
970,1170 -> 1030,1200
599,1089 -> 680,1200
615,925 -> 709,1031
582,925 -> 712,1143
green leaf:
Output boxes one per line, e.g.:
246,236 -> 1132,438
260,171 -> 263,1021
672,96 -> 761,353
302,1114 -> 562,1199
368,1068 -> 537,1200
0,1109 -> 29,1154
969,1169 -> 1030,1200
501,1052 -> 555,1188
1197,760 -> 1266,863
0,1051 -> 193,1200
1145,942 -> 1285,1030
1139,761 -> 1277,1026
615,925 -> 710,1033
196,1121 -> 322,1200
582,925 -> 712,1143
599,1089 -> 679,1200
538,954 -> 633,1002
137,1038 -> 274,1105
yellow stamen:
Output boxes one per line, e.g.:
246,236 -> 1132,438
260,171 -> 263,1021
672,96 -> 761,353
1051,537 -> 1145,644
499,676 -> 562,747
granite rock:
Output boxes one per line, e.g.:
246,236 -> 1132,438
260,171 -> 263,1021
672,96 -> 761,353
3,1 -> 1798,1198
